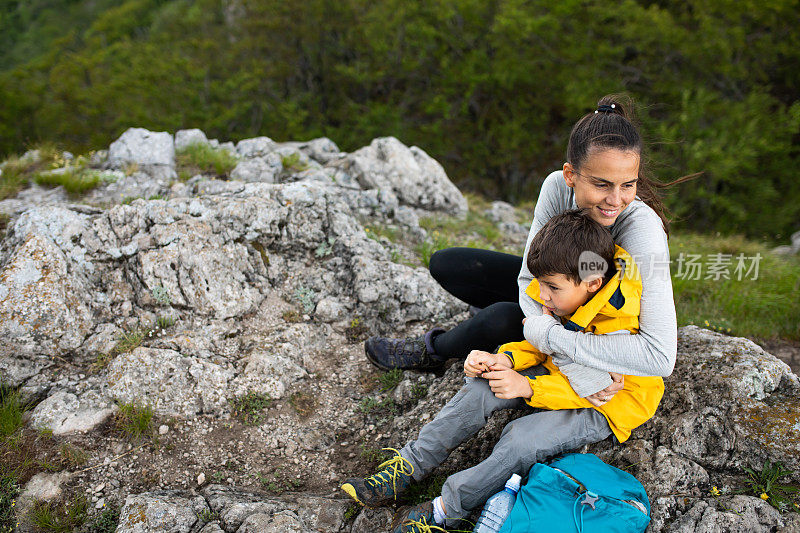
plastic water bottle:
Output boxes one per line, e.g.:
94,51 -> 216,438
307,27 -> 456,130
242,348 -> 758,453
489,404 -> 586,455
472,473 -> 522,532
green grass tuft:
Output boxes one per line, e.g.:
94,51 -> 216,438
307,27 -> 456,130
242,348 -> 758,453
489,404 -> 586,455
741,460 -> 799,512
345,317 -> 369,343
155,315 -> 175,330
113,329 -> 144,354
378,369 -> 403,392
85,504 -> 119,533
195,508 -> 220,523
0,474 -> 20,532
33,168 -> 104,195
0,157 -> 32,200
413,228 -> 456,268
0,143 -> 63,201
280,152 -> 309,173
113,402 -> 153,441
28,495 -> 88,532
176,143 -> 238,179
343,502 -> 360,521
364,224 -> 400,243
90,352 -> 114,373
358,397 -> 396,418
231,391 -> 272,426
0,386 -> 27,439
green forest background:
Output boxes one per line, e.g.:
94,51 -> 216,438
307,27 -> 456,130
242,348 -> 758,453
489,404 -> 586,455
1,0 -> 798,240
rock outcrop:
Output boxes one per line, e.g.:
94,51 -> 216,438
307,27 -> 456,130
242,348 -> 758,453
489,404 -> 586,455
1,128 -> 797,533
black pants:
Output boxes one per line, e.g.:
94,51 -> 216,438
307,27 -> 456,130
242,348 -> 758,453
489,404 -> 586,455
428,247 -> 525,358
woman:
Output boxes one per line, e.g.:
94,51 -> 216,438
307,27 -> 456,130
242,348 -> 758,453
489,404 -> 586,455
366,94 -> 687,404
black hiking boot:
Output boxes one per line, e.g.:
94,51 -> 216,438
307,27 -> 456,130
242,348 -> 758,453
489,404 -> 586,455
364,328 -> 446,371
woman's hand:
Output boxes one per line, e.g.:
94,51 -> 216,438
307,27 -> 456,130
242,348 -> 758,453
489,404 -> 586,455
483,366 -> 533,399
464,350 -> 512,377
585,372 -> 624,407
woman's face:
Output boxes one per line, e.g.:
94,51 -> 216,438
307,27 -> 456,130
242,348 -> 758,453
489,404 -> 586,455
563,148 -> 640,226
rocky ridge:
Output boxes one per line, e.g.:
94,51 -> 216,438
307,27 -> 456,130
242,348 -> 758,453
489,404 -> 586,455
0,128 -> 798,532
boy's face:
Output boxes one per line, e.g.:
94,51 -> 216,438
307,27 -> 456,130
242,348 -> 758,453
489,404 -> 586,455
537,273 -> 600,317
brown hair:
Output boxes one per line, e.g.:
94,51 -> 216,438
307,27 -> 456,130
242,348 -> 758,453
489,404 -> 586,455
527,209 -> 616,285
567,94 -> 699,236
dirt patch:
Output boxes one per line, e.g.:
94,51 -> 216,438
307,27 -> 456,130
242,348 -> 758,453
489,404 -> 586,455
756,338 -> 800,375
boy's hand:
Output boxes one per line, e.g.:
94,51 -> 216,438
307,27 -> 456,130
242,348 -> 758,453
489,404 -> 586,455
464,350 -> 512,377
585,372 -> 625,407
483,367 -> 533,399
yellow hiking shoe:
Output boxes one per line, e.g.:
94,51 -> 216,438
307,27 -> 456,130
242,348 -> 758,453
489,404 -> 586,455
341,448 -> 414,507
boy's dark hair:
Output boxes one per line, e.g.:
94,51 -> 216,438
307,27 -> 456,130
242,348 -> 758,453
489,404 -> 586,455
527,209 -> 616,285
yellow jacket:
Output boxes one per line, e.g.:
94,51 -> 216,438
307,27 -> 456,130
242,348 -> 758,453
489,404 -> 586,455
498,245 -> 664,442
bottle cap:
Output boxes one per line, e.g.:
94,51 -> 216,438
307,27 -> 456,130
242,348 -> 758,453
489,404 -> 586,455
505,473 -> 522,492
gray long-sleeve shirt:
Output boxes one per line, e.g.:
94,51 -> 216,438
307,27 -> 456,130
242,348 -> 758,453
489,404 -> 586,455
518,171 -> 678,396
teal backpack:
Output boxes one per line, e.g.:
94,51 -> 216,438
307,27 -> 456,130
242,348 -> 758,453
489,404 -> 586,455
498,453 -> 650,533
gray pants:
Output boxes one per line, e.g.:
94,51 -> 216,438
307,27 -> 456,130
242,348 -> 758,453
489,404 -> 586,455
399,365 -> 612,521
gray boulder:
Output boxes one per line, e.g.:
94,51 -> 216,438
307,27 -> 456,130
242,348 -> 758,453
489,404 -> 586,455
202,485 -> 350,533
652,326 -> 800,475
109,128 -> 176,180
175,128 -> 210,151
82,170 -> 166,205
117,492 -> 208,533
652,495 -> 788,532
236,137 -> 276,158
0,183 -> 70,219
229,352 -> 308,401
0,231 -> 94,357
331,136 -> 468,215
350,255 -> 459,326
106,347 -> 234,416
282,137 -> 345,164
230,153 -> 282,183
485,200 -> 529,236
28,390 -> 117,435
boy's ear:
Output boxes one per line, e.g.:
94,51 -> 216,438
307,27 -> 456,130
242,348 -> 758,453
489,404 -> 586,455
584,275 -> 604,293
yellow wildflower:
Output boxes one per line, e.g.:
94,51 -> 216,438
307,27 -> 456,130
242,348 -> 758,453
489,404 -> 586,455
710,486 -> 720,496
760,493 -> 769,500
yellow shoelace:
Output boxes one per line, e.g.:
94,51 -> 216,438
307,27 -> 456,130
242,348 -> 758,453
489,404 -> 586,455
402,516 -> 447,533
365,447 -> 415,498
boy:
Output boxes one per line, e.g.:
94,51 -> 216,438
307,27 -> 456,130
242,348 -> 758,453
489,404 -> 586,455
341,209 -> 664,532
